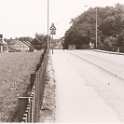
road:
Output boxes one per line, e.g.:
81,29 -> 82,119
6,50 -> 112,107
51,49 -> 124,123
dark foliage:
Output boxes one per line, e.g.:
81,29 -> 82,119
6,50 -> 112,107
64,4 -> 124,51
31,33 -> 48,50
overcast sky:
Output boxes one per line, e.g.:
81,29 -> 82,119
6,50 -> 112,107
0,0 -> 124,38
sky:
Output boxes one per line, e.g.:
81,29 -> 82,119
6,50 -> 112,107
0,0 -> 124,38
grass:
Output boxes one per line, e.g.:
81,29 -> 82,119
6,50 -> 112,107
0,51 -> 42,121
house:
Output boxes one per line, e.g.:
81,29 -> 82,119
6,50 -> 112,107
21,41 -> 34,52
8,40 -> 34,52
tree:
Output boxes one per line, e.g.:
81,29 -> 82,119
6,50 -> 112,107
64,4 -> 124,51
17,37 -> 33,42
31,33 -> 48,50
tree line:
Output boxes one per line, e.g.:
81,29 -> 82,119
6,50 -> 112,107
4,33 -> 48,50
64,4 -> 124,52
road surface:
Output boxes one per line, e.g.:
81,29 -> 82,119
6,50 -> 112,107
51,50 -> 124,123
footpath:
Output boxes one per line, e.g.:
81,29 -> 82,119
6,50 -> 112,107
40,52 -> 56,122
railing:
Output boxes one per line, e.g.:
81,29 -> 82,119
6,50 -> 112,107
19,91 -> 34,122
18,48 -> 48,122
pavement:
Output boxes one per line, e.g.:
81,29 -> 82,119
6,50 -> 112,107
51,50 -> 121,123
40,53 -> 56,122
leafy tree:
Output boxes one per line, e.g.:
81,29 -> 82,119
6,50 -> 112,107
64,4 -> 124,51
31,33 -> 48,50
17,37 -> 33,42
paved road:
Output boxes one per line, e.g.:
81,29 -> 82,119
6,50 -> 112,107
51,50 -> 124,123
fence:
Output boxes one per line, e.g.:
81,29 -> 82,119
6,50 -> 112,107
18,48 -> 48,122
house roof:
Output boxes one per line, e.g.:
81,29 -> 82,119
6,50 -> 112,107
7,40 -> 34,52
21,41 -> 34,49
8,40 -> 34,48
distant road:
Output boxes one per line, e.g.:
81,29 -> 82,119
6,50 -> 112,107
51,49 -> 124,123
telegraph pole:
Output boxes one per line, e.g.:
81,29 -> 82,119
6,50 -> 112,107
96,7 -> 98,49
47,0 -> 50,49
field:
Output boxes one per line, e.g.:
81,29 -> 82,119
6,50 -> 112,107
0,51 -> 42,121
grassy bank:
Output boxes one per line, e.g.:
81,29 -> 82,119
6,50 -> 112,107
0,51 -> 42,121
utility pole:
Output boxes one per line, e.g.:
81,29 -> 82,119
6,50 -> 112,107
47,0 -> 50,49
96,7 -> 98,49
